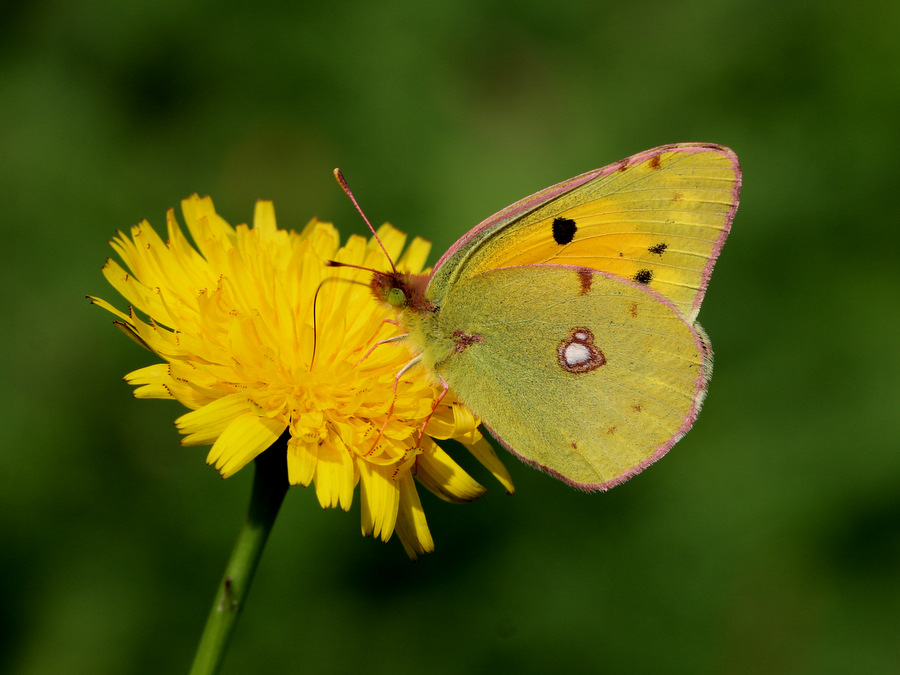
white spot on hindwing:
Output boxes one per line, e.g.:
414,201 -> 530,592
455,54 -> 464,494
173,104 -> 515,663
557,327 -> 606,373
564,342 -> 592,365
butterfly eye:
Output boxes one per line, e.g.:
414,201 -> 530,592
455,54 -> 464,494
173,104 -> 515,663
387,287 -> 407,307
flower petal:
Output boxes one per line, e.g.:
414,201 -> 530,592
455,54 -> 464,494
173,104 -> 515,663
465,437 -> 515,495
314,435 -> 357,510
207,412 -> 285,478
397,236 -> 431,273
359,461 -> 400,542
287,436 -> 317,487
395,472 -> 434,560
415,438 -> 486,504
125,363 -> 176,400
177,394 -> 265,446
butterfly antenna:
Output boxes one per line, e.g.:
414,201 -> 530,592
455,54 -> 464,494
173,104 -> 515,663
334,168 -> 397,273
310,279 -> 327,371
310,274 -> 373,370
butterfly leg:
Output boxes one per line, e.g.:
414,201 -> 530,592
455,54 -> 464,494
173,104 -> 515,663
365,354 -> 422,456
356,323 -> 406,366
360,317 -> 400,349
414,376 -> 450,447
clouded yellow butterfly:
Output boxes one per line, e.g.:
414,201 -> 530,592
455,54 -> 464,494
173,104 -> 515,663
343,143 -> 740,490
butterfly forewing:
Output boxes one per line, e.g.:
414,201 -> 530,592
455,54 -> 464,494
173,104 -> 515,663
429,144 -> 739,323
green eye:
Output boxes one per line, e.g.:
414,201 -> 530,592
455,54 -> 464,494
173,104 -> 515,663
387,288 -> 406,307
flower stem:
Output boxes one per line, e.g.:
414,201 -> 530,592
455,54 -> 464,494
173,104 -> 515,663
189,441 -> 289,675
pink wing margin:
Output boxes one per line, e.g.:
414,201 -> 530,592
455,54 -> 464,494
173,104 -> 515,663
430,143 -> 742,319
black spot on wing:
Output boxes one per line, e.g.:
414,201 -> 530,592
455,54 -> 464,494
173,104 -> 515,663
633,269 -> 653,284
552,217 -> 577,245
648,243 -> 668,256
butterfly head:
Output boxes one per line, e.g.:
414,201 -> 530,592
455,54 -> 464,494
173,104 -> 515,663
386,287 -> 406,308
370,269 -> 433,314
329,168 -> 435,316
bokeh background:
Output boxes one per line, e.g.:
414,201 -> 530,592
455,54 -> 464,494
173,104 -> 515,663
3,1 -> 899,673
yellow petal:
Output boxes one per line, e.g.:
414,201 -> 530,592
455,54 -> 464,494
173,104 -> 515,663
177,394 -> 261,446
397,236 -> 431,273
253,200 -> 277,236
465,437 -> 515,495
415,438 -> 486,504
395,472 -> 434,560
181,195 -> 236,259
359,461 -> 400,541
100,258 -> 156,316
313,435 -> 357,510
87,295 -> 130,322
125,363 -> 176,400
287,436 -> 317,487
207,412 -> 285,477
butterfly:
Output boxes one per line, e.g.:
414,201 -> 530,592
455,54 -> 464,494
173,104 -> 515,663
340,143 -> 740,491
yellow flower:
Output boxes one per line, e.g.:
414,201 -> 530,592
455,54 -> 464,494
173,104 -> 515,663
90,195 -> 513,558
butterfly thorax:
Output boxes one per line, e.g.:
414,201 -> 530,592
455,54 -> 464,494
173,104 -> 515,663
370,270 -> 459,379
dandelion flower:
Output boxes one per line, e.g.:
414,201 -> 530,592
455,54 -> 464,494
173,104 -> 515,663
91,195 -> 513,558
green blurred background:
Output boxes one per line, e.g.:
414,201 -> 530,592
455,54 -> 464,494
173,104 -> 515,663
2,1 -> 899,673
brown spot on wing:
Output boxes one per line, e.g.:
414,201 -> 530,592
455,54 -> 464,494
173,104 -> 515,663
577,268 -> 593,295
452,330 -> 484,353
649,155 -> 662,170
629,302 -> 638,318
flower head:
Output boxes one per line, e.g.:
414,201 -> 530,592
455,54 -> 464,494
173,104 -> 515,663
91,195 -> 513,558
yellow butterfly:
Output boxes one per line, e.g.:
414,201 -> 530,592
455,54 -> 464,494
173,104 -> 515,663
347,144 -> 740,490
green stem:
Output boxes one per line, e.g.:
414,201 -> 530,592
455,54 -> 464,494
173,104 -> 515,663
189,440 -> 289,675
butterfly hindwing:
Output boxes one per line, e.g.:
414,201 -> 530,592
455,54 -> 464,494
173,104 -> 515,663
431,264 -> 711,489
